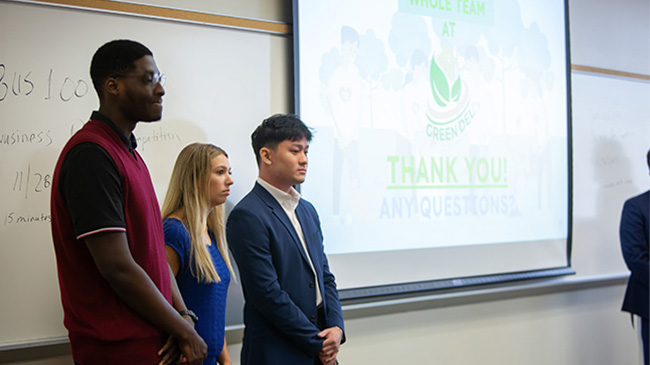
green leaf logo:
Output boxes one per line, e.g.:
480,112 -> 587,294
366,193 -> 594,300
430,55 -> 462,107
451,77 -> 461,102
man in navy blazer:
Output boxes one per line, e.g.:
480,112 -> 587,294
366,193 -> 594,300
619,149 -> 649,365
227,114 -> 345,365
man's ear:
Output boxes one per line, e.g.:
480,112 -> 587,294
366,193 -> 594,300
259,147 -> 273,165
104,77 -> 120,96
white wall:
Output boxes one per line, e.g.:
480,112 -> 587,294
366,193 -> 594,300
335,285 -> 638,365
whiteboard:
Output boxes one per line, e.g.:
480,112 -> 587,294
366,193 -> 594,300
0,0 -> 272,345
571,72 -> 650,276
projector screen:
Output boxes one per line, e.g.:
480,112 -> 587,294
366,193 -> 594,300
293,0 -> 572,297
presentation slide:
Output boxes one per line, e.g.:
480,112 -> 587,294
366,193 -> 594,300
295,0 -> 570,292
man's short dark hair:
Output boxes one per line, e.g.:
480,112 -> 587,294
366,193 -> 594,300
647,148 -> 650,170
251,114 -> 313,165
90,40 -> 153,99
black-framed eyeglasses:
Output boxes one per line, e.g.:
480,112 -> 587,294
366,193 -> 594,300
115,72 -> 166,87
151,73 -> 166,87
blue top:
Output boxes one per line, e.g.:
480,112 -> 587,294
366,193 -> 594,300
163,218 -> 231,360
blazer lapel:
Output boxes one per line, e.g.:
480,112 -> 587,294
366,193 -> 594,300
295,204 -> 322,272
253,183 -> 312,266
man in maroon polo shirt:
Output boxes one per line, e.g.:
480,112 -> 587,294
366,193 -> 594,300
50,40 -> 207,364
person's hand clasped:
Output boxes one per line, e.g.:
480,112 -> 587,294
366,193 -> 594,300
318,326 -> 343,364
319,356 -> 338,365
160,326 -> 206,365
176,333 -> 208,365
158,314 -> 202,364
158,335 -> 181,365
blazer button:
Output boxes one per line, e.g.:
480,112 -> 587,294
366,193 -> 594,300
310,315 -> 316,322
309,282 -> 315,288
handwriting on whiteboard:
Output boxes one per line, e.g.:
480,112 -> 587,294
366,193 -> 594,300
0,129 -> 53,147
0,64 -> 89,103
11,163 -> 52,200
3,211 -> 51,226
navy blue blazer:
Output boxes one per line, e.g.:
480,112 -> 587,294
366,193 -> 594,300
619,190 -> 649,319
227,183 -> 345,365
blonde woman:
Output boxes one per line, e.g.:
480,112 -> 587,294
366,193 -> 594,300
162,143 -> 235,365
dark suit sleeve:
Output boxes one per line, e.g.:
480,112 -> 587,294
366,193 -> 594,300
619,198 -> 649,289
310,207 -> 346,341
227,207 -> 324,357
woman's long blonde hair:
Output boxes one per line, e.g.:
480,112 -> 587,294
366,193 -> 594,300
162,143 -> 234,283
